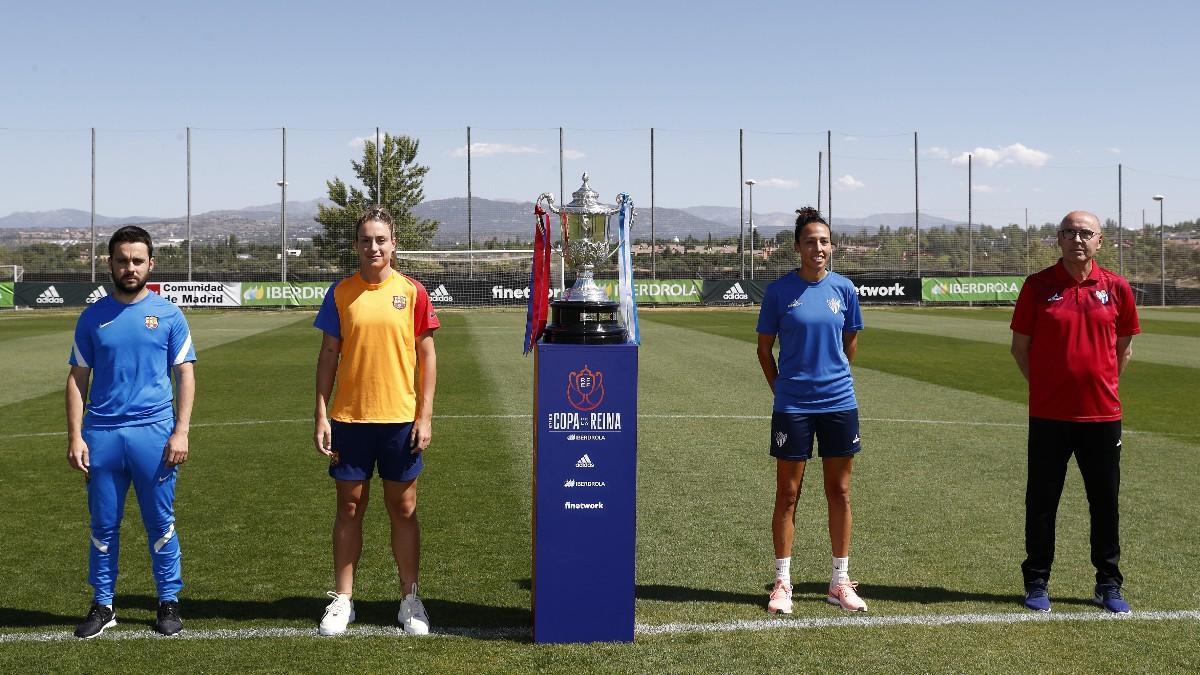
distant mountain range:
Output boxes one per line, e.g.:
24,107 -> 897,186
0,199 -> 965,244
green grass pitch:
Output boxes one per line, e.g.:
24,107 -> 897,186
1,306 -> 1198,673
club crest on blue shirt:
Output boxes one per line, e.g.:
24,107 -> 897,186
827,297 -> 842,314
1095,289 -> 1109,304
393,295 -> 407,310
145,315 -> 159,329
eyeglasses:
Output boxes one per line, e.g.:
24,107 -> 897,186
1058,228 -> 1098,242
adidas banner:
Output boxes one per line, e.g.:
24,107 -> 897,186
14,282 -> 115,307
701,280 -> 766,304
0,282 -> 12,309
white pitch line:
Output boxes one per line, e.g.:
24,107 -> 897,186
4,414 -> 1197,441
2,610 -> 1197,644
635,609 -> 1200,636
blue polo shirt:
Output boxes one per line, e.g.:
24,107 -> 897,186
68,292 -> 196,428
757,270 -> 863,413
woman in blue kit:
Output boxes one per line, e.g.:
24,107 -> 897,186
756,206 -> 867,614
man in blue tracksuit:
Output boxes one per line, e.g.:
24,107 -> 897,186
66,225 -> 196,638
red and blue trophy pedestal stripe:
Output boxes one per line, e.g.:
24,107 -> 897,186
533,342 -> 638,643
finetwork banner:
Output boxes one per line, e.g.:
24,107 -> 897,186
847,277 -> 921,304
597,279 -> 702,304
922,276 -> 1024,302
242,282 -> 329,306
0,282 -> 12,308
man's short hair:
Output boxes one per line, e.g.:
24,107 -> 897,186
356,207 -> 395,238
108,225 -> 154,258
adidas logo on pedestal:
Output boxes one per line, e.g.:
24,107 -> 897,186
36,286 -> 65,304
85,287 -> 108,304
429,284 -> 454,303
575,454 -> 594,468
723,283 -> 749,301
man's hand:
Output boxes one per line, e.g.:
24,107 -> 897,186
68,436 -> 90,475
410,418 -> 432,454
164,431 -> 189,466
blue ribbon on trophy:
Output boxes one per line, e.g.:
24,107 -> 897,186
615,193 -> 639,344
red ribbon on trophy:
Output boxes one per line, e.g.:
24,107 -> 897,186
524,203 -> 554,354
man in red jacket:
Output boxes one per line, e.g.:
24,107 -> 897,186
1010,210 -> 1139,614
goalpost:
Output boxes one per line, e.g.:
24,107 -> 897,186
0,265 -> 23,282
392,250 -> 566,308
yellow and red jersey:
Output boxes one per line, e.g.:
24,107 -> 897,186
314,271 -> 439,423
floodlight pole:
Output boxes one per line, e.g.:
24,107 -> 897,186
968,154 -> 973,277
746,179 -> 756,280
187,127 -> 193,281
738,129 -> 745,279
1153,194 -> 1165,306
279,126 -> 288,284
91,128 -> 96,283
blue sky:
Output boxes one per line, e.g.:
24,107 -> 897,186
2,0 -> 1197,227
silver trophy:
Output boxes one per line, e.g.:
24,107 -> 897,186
536,173 -> 633,344
537,173 -> 631,304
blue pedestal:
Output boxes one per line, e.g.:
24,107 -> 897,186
533,342 -> 638,644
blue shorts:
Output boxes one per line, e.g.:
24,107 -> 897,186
329,421 -> 423,482
770,409 -> 861,461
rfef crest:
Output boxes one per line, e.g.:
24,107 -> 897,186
145,315 -> 159,330
566,364 -> 605,412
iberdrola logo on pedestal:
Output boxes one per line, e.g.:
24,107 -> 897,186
567,365 -> 605,412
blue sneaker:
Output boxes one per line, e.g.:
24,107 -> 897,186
1023,584 -> 1051,612
1093,584 -> 1131,614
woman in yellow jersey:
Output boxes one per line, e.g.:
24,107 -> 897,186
312,207 -> 439,636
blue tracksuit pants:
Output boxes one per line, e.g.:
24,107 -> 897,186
84,418 -> 183,605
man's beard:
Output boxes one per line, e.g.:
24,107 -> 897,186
111,270 -> 148,297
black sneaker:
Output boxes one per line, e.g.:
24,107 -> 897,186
75,603 -> 116,639
155,600 -> 183,636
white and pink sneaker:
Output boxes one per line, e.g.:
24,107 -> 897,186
827,580 -> 867,612
767,579 -> 793,615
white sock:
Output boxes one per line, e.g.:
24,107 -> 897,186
832,556 -> 850,584
774,557 -> 791,583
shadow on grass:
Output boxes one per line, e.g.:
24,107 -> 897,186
0,594 -> 531,636
634,582 -> 1097,609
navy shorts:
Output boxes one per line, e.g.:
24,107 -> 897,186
770,409 -> 861,461
329,420 -> 423,482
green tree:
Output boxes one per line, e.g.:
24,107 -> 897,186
314,133 -> 438,268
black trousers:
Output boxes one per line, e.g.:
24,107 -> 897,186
1021,417 -> 1123,588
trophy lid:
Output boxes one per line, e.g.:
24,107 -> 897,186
562,173 -> 616,215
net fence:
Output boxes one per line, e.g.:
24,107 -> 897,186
1,126 -> 1197,305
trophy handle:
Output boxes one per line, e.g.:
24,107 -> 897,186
605,193 -> 635,261
536,192 -> 561,215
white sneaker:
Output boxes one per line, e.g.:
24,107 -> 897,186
398,586 -> 430,636
318,591 -> 355,636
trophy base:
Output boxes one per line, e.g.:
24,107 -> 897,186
543,300 -> 627,345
